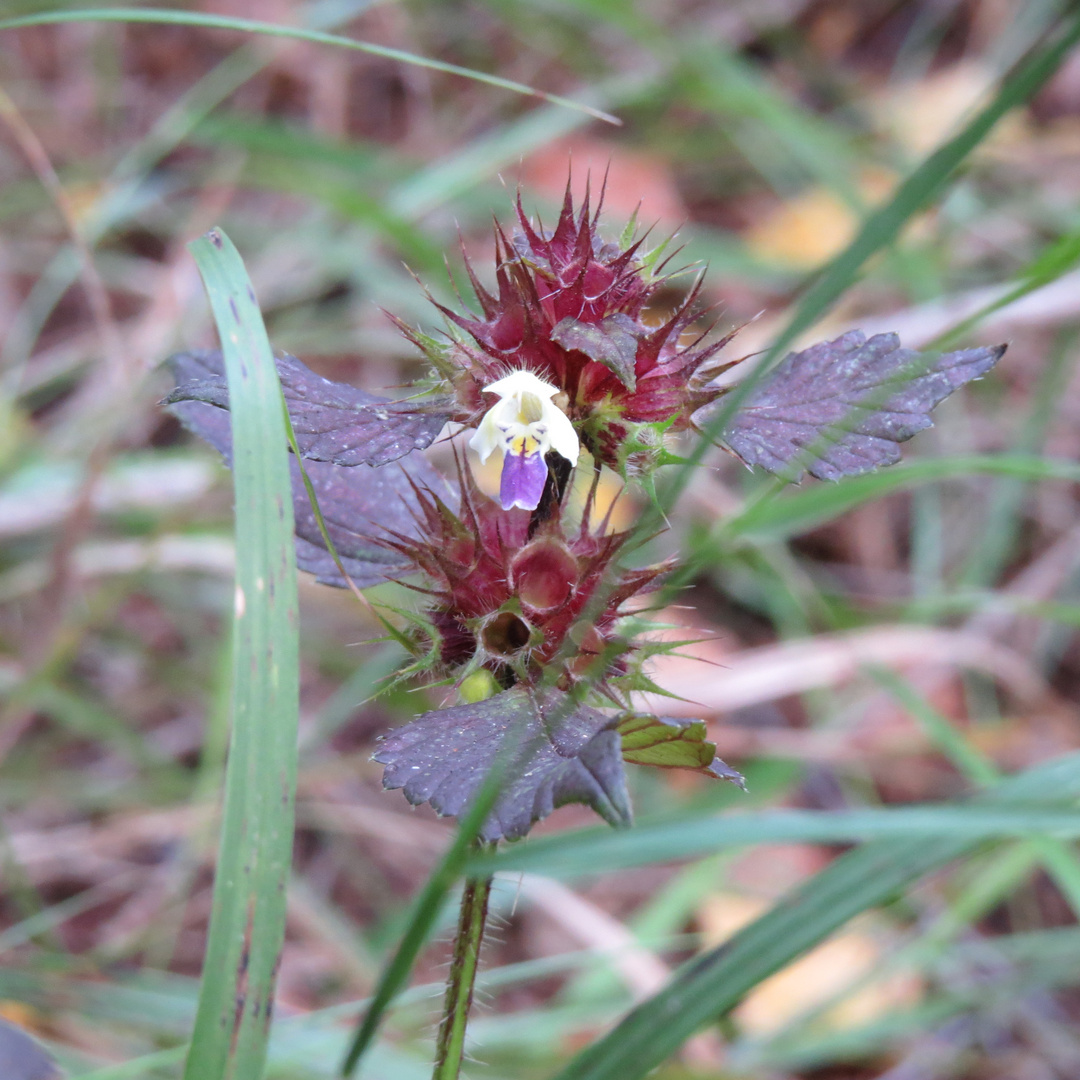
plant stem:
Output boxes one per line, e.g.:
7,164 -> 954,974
432,854 -> 494,1080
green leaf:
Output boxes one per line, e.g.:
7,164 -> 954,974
181,229 -> 300,1080
617,713 -> 743,783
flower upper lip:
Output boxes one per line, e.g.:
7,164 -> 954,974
469,369 -> 580,467
468,369 -> 581,512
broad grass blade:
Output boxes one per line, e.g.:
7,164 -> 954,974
548,750 -> 1080,1080
476,805 -> 1080,880
183,229 -> 300,1080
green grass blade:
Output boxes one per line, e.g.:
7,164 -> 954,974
956,331 -> 1076,587
0,8 -> 620,125
871,666 -> 1080,920
659,7 -> 1080,516
765,8 -> 1080,362
476,805 -> 1080,880
548,750 -> 1080,1080
929,226 -> 1080,350
868,666 -> 999,787
183,228 -> 300,1080
78,1046 -> 188,1080
680,39 -> 861,202
339,726 -> 529,1076
386,78 -> 635,219
719,454 -> 1080,543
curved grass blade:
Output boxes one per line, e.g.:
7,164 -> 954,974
474,805 -> 1080,880
548,750 -> 1080,1080
183,229 -> 300,1080
0,9 -> 620,125
760,8 -> 1080,371
869,666 -> 1080,920
925,224 -> 1080,352
338,713 -> 532,1077
661,6 -> 1080,514
719,454 -> 1080,543
955,331 -> 1076,588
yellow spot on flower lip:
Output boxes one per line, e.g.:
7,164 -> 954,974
510,434 -> 541,457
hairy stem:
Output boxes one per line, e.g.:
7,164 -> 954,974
432,857 -> 494,1080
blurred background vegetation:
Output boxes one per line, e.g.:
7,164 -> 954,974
4,1 -> 1080,1077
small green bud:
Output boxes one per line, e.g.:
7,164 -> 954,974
459,668 -> 499,704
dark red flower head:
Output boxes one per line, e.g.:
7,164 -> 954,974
409,180 -> 743,479
376,458 -> 670,697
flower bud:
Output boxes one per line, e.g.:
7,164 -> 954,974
511,538 -> 578,612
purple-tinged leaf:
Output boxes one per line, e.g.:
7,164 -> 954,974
618,713 -> 745,785
374,688 -> 631,841
551,313 -> 641,390
164,350 -> 450,467
698,331 -> 1006,482
168,352 -> 451,588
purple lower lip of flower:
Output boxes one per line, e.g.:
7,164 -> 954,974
500,449 -> 549,511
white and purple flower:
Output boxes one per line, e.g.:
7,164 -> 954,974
469,370 -> 579,511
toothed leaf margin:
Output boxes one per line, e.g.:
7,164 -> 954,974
167,351 -> 450,588
164,350 -> 451,468
699,331 -> 1006,482
550,314 -> 642,390
374,688 -> 632,841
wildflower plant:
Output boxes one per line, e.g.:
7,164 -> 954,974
166,182 -> 1004,1077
